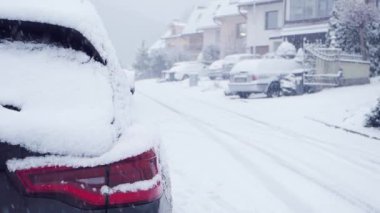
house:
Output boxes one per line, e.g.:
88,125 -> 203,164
161,21 -> 187,53
239,0 -> 284,55
197,1 -> 224,51
214,0 -> 247,57
281,0 -> 334,49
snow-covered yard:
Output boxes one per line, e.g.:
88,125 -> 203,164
132,78 -> 380,213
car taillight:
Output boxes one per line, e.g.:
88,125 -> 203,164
10,149 -> 162,209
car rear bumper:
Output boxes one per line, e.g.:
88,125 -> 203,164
228,82 -> 269,94
0,173 -> 171,213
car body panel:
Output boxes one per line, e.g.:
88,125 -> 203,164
0,173 -> 170,213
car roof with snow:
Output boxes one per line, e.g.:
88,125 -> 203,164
231,59 -> 303,75
169,61 -> 206,72
0,0 -> 119,68
224,54 -> 260,63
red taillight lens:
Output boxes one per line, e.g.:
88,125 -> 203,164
12,149 -> 162,209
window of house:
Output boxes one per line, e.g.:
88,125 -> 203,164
236,23 -> 247,38
289,0 -> 333,21
256,46 -> 269,55
265,11 -> 279,30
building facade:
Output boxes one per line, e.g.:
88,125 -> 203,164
281,0 -> 334,49
240,0 -> 284,55
214,1 -> 247,57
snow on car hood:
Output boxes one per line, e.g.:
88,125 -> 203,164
0,43 -> 116,157
231,59 -> 303,75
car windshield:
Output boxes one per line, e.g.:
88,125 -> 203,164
0,19 -> 106,65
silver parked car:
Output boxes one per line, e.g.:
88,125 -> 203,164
227,59 -> 303,98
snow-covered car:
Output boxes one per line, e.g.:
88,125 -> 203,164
163,61 -> 207,81
208,54 -> 260,80
227,59 -> 303,98
124,69 -> 136,94
0,1 -> 172,212
280,69 -> 311,96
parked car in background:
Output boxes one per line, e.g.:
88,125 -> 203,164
0,1 -> 172,212
162,61 -> 208,81
124,69 -> 136,94
227,59 -> 303,98
208,54 -> 260,80
280,69 -> 312,96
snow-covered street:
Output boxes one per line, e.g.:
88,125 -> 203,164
132,79 -> 380,213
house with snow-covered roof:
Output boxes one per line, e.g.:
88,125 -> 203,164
196,1 -> 223,52
214,0 -> 248,57
161,21 -> 187,52
177,6 -> 207,59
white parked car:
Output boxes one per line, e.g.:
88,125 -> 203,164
163,61 -> 208,81
227,59 -> 303,98
208,54 -> 260,80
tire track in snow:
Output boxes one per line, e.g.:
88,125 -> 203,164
139,93 -> 312,213
187,97 -> 380,174
140,92 -> 380,213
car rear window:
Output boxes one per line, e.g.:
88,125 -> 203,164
0,19 -> 106,65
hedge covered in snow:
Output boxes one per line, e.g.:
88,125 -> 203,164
366,99 -> 380,128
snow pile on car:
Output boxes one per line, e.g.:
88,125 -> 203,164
231,59 -> 303,75
6,124 -> 161,171
0,43 -> 116,157
0,0 -> 119,68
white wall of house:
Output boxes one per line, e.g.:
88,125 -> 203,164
202,28 -> 221,49
218,15 -> 247,57
246,1 -> 284,54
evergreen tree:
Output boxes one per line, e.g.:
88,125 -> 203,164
368,21 -> 380,76
328,0 -> 380,75
149,49 -> 172,78
133,41 -> 151,78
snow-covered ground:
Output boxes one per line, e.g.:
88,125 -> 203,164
132,78 -> 380,213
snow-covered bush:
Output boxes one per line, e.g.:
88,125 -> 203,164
276,41 -> 296,59
201,44 -> 220,63
366,100 -> 380,129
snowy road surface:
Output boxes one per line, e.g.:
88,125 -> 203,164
132,79 -> 380,213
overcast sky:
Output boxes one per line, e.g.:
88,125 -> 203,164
91,0 -> 211,67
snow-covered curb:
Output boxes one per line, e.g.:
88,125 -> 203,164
6,124 -> 161,172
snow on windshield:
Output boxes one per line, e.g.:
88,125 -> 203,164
0,43 -> 115,157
